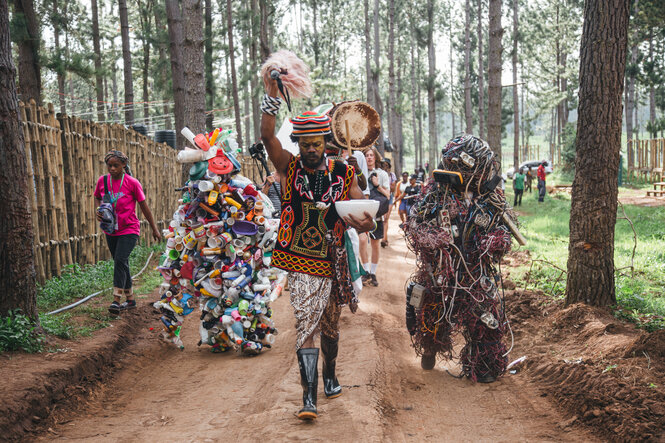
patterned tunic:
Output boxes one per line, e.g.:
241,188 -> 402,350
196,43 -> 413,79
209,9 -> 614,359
272,156 -> 355,278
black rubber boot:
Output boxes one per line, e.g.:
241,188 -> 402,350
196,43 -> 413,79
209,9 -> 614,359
421,353 -> 436,370
296,348 -> 319,420
321,335 -> 342,399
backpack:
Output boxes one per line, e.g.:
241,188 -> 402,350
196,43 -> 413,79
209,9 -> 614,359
99,175 -> 117,235
369,186 -> 390,218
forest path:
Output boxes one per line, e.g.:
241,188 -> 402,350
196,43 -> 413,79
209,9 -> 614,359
37,212 -> 593,442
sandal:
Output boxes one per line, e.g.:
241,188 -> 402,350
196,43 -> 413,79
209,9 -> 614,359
108,301 -> 121,315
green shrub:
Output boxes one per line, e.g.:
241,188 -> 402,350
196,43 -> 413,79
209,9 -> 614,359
40,313 -> 74,339
0,310 -> 44,353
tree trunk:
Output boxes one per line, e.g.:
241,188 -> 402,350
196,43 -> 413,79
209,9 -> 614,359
142,40 -> 150,125
416,45 -> 423,168
388,0 -> 396,161
463,0 -> 473,134
250,0 -> 260,142
11,0 -> 41,106
242,28 -> 251,147
635,88 -> 640,141
487,0 -> 503,158
204,0 -> 213,131
182,0 -> 206,133
561,52 -> 569,124
372,0 -> 384,154
91,0 -> 104,120
119,0 -> 134,124
626,0 -> 637,145
111,56 -> 119,120
138,0 -> 152,126
0,0 -> 38,320
364,0 -> 372,104
565,0 -> 629,307
259,0 -> 271,59
153,5 -> 171,129
512,0 -> 519,170
226,0 -> 243,149
477,0 -> 485,140
395,34 -> 404,175
52,0 -> 65,115
312,0 -> 319,67
410,38 -> 418,169
648,35 -> 655,133
166,0 -> 186,149
450,26 -> 455,138
427,0 -> 437,169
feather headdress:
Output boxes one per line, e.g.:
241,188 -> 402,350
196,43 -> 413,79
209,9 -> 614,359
260,50 -> 313,99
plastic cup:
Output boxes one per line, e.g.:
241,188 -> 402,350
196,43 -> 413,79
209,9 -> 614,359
198,180 -> 214,192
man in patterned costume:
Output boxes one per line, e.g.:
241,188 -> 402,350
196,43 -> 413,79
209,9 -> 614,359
261,81 -> 374,420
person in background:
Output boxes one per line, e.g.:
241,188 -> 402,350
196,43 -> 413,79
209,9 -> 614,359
395,172 -> 409,223
537,161 -> 547,203
402,174 -> 421,215
415,165 -> 426,183
261,171 -> 282,217
525,169 -> 533,193
95,150 -> 161,315
513,167 -> 525,207
362,146 -> 390,286
381,158 -> 397,248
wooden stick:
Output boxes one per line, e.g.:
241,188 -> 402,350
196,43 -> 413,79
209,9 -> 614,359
344,119 -> 354,152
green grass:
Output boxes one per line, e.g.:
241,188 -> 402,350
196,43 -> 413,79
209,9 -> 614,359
37,243 -> 162,312
507,182 -> 665,331
31,242 -> 164,343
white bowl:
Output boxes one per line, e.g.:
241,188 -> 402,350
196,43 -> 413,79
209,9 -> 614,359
335,200 -> 380,220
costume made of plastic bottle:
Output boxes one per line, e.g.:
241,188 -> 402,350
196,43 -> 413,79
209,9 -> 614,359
154,127 -> 286,352
403,134 -> 519,382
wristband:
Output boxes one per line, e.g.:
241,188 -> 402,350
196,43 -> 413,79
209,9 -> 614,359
370,220 -> 377,233
261,94 -> 282,116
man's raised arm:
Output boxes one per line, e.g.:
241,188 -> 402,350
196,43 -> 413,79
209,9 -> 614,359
260,80 -> 292,174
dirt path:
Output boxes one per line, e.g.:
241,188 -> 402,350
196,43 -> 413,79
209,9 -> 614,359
36,213 -> 594,442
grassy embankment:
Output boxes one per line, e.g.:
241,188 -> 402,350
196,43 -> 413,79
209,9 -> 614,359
37,243 -> 163,341
505,173 -> 665,331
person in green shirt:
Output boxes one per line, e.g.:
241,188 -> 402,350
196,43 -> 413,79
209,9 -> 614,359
513,168 -> 525,206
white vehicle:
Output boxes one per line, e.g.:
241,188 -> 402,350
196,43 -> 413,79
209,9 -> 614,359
506,160 -> 553,179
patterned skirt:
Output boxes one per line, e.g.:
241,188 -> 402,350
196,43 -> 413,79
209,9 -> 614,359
289,272 -> 333,350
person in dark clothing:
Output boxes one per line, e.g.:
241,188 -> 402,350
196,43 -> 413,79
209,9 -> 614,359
402,175 -> 421,214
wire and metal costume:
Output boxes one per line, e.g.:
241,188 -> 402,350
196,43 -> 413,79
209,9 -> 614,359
403,134 -> 517,382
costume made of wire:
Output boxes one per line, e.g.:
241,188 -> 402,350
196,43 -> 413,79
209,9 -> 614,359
403,134 -> 516,381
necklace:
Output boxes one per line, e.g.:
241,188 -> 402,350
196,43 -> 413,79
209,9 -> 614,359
298,158 -> 332,208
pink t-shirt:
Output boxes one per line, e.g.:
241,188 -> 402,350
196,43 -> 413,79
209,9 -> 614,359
94,174 -> 146,236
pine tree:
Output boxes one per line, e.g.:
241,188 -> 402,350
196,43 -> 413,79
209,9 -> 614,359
565,0 -> 630,306
0,0 -> 38,320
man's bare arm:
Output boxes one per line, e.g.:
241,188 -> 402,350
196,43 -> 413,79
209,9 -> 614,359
260,81 -> 292,174
348,175 -> 367,200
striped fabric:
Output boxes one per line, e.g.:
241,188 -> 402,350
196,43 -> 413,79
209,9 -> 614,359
290,111 -> 332,136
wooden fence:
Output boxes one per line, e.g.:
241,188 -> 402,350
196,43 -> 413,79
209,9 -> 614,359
627,138 -> 665,183
20,100 -> 265,283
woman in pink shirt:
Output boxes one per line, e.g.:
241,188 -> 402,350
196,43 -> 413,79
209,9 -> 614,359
94,150 -> 161,315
